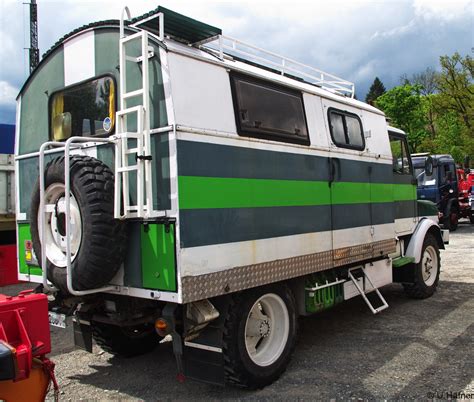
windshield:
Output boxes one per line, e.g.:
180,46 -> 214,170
415,166 -> 437,187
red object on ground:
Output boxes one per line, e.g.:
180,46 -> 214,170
0,291 -> 51,380
0,245 -> 18,286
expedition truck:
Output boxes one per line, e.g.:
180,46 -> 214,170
15,6 -> 448,388
412,154 -> 461,231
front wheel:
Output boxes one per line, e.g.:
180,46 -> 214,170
403,233 -> 440,299
444,207 -> 458,231
223,284 -> 298,389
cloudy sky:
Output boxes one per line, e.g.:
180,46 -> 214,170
0,0 -> 472,124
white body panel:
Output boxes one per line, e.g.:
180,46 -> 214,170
344,259 -> 393,300
63,31 -> 95,86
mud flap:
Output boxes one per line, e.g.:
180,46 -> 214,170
182,296 -> 229,386
73,317 -> 93,352
183,327 -> 225,386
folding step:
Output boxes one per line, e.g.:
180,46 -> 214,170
348,267 -> 389,314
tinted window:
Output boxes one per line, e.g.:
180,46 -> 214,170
50,76 -> 115,141
231,74 -> 309,144
328,109 -> 365,150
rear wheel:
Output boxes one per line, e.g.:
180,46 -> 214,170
223,284 -> 298,389
91,322 -> 160,357
404,233 -> 440,299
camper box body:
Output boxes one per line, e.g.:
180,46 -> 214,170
15,7 -> 445,387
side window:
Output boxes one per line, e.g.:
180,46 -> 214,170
328,108 -> 365,150
50,76 -> 116,141
440,163 -> 455,185
389,134 -> 412,175
230,73 -> 309,145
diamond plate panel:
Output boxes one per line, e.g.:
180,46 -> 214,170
181,239 -> 397,303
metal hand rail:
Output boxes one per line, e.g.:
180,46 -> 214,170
39,137 -> 116,296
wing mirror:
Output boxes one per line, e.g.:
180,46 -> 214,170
424,156 -> 434,176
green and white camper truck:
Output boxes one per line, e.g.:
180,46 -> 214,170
15,6 -> 448,388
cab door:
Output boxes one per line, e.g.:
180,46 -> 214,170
388,132 -> 417,234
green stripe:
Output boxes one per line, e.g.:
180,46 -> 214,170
178,176 -> 416,210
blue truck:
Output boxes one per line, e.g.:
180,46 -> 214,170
412,154 -> 459,231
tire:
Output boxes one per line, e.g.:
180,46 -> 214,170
470,213 -> 474,224
30,155 -> 126,294
444,207 -> 458,231
92,322 -> 159,357
223,284 -> 298,389
403,233 -> 440,299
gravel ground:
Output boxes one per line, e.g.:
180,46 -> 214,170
2,221 -> 473,400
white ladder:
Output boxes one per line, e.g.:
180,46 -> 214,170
348,267 -> 389,314
113,8 -> 161,219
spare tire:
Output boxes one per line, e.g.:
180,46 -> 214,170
30,155 -> 126,294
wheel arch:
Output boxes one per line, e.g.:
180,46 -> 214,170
405,218 -> 444,264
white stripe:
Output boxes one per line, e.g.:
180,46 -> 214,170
64,31 -> 95,86
363,298 -> 474,398
181,225 -> 394,277
184,341 -> 222,353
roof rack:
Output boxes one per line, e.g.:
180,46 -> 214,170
201,35 -> 355,98
124,6 -> 355,98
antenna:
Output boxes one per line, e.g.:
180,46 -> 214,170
28,0 -> 39,72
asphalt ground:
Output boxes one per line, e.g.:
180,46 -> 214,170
2,221 -> 473,400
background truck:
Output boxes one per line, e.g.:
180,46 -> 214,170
15,5 -> 447,389
412,154 -> 460,231
457,167 -> 474,223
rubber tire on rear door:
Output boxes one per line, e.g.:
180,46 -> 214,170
223,284 -> 298,389
403,233 -> 440,299
30,155 -> 126,294
91,322 -> 159,357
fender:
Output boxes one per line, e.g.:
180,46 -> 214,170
405,218 -> 445,264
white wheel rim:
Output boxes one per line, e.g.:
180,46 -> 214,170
244,293 -> 290,367
421,245 -> 438,286
40,183 -> 82,268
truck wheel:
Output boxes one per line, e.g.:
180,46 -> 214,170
91,322 -> 159,357
470,213 -> 474,224
444,208 -> 458,231
223,284 -> 298,389
30,155 -> 126,294
403,233 -> 440,299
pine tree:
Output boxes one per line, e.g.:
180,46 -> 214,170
365,77 -> 386,105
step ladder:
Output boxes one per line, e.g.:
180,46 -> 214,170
348,267 -> 389,314
113,7 -> 165,219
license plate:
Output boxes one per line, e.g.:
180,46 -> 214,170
49,311 -> 67,328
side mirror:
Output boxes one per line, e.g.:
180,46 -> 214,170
425,156 -> 434,176
52,112 -> 72,141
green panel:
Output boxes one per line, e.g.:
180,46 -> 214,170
392,256 -> 415,268
141,223 -> 176,291
417,199 -> 438,217
17,223 -> 41,276
94,30 -> 120,79
178,176 -> 417,210
19,48 -> 64,154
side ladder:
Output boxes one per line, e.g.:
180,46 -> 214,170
348,266 -> 389,314
113,10 -> 163,219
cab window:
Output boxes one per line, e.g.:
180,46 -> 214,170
389,134 -> 412,175
50,76 -> 115,141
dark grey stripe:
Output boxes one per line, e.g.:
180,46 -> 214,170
177,140 -> 395,184
395,200 -> 417,219
180,202 -> 400,248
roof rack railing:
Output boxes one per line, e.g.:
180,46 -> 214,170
202,35 -> 355,98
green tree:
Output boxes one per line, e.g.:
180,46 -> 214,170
434,52 -> 473,131
365,77 -> 386,105
375,84 -> 429,152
